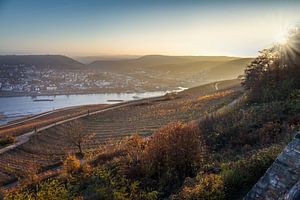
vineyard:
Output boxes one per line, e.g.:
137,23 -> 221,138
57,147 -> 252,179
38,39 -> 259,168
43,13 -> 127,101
0,104 -> 107,137
0,79 -> 242,187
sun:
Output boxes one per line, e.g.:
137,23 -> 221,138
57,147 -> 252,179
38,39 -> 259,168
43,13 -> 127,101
274,30 -> 289,45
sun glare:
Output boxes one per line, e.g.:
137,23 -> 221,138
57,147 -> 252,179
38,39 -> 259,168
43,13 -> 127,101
274,30 -> 289,45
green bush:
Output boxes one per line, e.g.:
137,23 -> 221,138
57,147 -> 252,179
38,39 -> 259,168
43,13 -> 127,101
221,145 -> 282,199
172,145 -> 281,200
79,166 -> 158,200
176,174 -> 225,200
5,179 -> 70,200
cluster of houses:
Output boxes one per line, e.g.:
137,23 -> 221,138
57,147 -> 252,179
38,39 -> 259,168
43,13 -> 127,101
0,65 -> 161,95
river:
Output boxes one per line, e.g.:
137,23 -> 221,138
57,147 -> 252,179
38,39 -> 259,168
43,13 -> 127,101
0,88 -> 186,125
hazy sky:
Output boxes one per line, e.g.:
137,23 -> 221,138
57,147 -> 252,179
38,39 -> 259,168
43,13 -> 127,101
0,0 -> 299,57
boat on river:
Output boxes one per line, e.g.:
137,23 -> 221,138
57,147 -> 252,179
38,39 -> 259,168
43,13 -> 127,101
33,99 -> 54,102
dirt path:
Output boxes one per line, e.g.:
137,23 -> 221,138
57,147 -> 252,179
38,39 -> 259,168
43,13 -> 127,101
214,82 -> 219,90
189,94 -> 244,127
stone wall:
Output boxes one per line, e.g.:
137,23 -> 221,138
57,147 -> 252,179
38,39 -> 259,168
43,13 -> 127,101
244,133 -> 300,200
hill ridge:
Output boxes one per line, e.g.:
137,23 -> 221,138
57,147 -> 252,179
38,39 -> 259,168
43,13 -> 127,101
0,55 -> 84,68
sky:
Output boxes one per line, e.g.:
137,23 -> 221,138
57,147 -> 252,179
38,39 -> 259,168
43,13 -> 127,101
0,0 -> 299,57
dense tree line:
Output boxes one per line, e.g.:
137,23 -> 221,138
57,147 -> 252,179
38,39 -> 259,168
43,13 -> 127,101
243,26 -> 300,102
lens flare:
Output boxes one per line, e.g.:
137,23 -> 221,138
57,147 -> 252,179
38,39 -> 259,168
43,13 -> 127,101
274,30 -> 289,45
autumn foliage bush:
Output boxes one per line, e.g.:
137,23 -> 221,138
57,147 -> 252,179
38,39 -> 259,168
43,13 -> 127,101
143,123 -> 204,192
63,154 -> 81,176
118,122 -> 206,196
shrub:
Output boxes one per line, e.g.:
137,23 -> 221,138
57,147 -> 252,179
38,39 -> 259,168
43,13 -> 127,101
177,174 -> 225,200
141,122 -> 205,195
80,166 -> 158,200
171,145 -> 281,200
120,134 -> 146,179
117,122 -> 205,197
5,179 -> 70,200
0,135 -> 15,147
258,121 -> 282,144
63,154 -> 81,176
35,179 -> 69,200
22,162 -> 39,185
221,145 -> 282,199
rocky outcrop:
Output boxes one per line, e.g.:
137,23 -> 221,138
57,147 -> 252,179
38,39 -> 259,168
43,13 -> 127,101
244,132 -> 300,200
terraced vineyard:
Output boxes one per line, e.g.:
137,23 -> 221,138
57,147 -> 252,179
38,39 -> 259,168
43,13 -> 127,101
0,104 -> 107,137
0,79 -> 242,186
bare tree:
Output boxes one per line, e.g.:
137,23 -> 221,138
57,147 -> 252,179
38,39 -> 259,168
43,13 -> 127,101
62,120 -> 94,158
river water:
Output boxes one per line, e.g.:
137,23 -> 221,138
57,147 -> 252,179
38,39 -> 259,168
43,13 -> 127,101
0,88 -> 186,125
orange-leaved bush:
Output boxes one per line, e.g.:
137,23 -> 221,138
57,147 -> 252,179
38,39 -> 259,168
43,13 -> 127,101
139,122 -> 205,195
63,154 -> 81,176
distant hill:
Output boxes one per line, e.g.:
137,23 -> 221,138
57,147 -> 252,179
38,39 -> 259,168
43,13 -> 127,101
88,55 -> 241,71
89,55 -> 253,79
88,55 -> 191,71
0,55 -> 85,69
74,55 -> 140,64
206,58 -> 253,79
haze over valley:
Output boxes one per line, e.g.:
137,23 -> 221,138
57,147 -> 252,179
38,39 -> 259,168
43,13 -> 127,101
0,55 -> 252,96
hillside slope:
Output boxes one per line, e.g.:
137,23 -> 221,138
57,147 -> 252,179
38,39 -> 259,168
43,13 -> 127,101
88,55 -> 246,72
88,55 -> 252,83
0,55 -> 85,69
207,58 -> 253,79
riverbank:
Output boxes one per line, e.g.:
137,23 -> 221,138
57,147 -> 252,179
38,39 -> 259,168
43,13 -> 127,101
0,86 -> 185,98
0,89 -> 187,126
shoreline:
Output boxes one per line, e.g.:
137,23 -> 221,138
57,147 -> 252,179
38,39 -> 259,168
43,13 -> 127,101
0,88 -> 188,126
0,88 -> 183,136
0,86 -> 184,98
